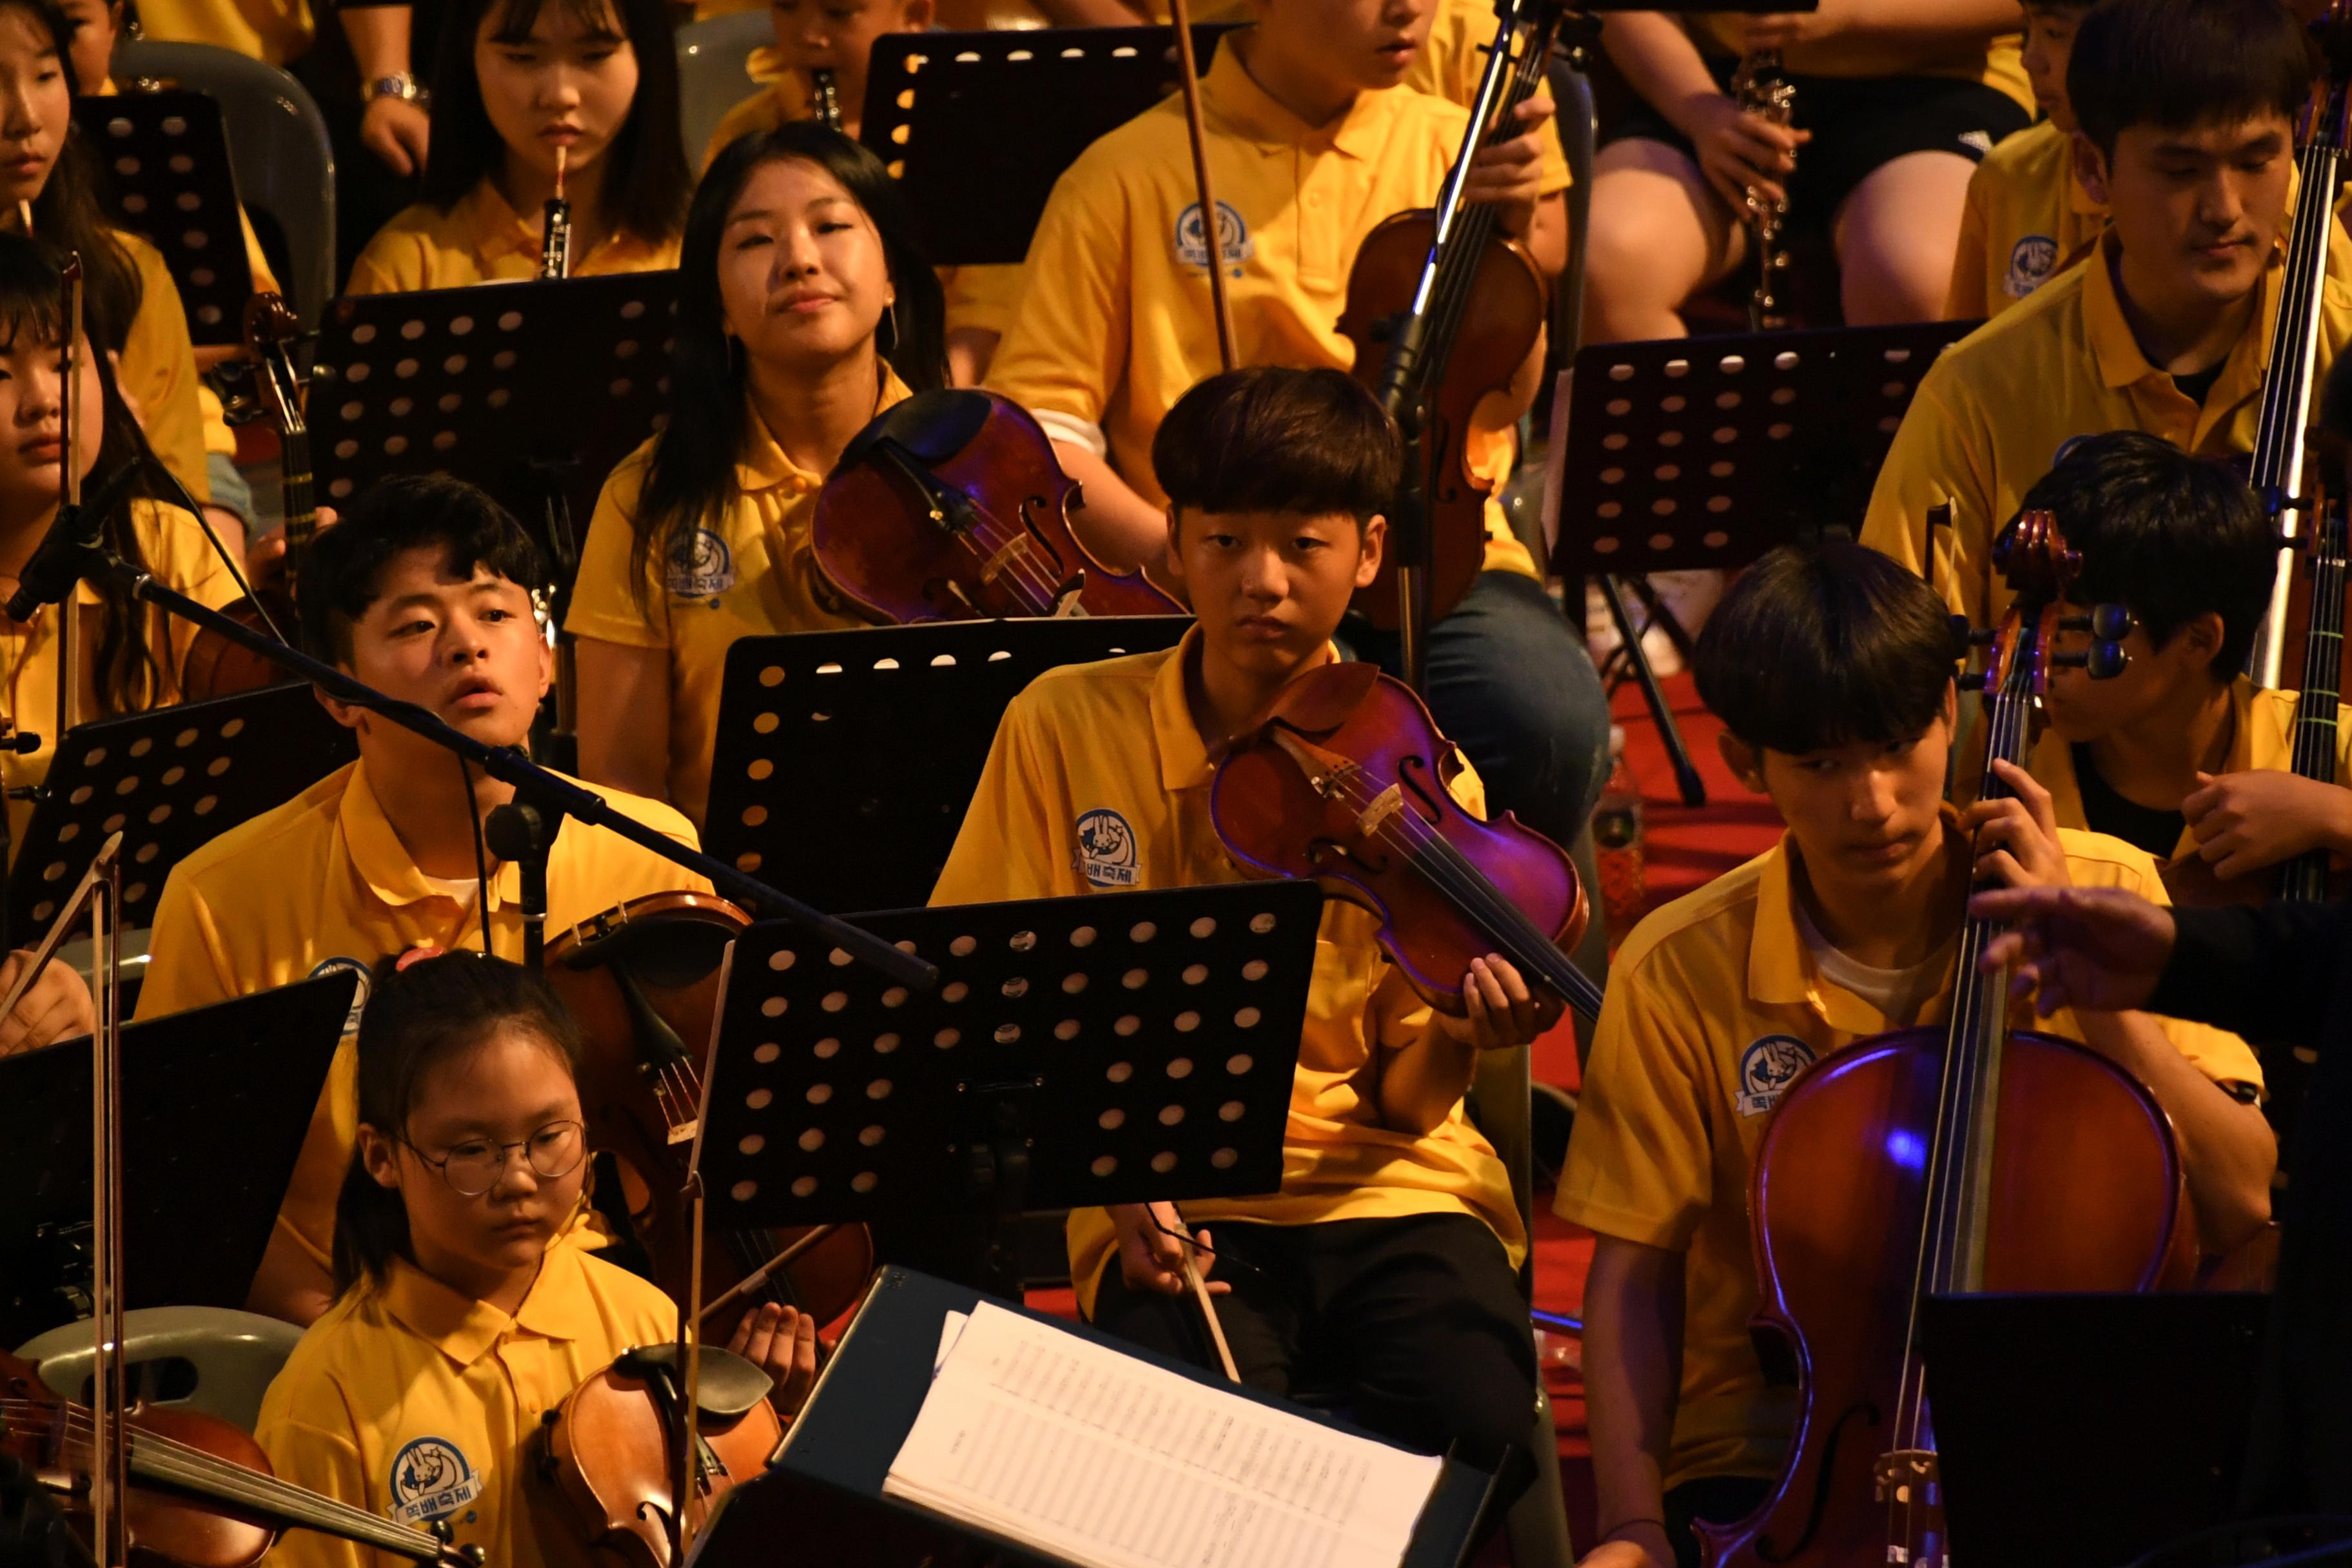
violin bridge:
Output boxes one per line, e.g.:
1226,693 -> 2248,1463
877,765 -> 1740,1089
1356,783 -> 1406,839
667,1121 -> 700,1145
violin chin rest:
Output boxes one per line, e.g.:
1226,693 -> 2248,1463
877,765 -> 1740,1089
618,1344 -> 774,1418
564,916 -> 736,988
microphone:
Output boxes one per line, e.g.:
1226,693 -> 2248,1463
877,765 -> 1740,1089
5,457 -> 139,623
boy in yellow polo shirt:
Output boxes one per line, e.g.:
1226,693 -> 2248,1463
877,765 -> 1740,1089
935,367 -> 1556,1506
1564,542 -> 2275,1568
139,475 -> 710,1328
1863,0 -> 2344,628
985,0 -> 1610,872
1947,0 -> 2102,321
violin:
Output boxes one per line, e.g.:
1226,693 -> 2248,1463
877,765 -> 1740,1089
1704,513 -> 2186,1568
543,893 -> 876,1339
181,294 -> 312,701
1335,0 -> 1563,636
0,1347 -> 478,1568
811,389 -> 1182,622
1209,660 -> 1604,1024
538,1344 -> 783,1568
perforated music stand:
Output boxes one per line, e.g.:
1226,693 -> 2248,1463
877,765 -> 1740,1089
5,682 -> 357,939
0,970 -> 356,1346
307,273 -> 680,590
703,618 -> 1193,914
694,881 -> 1321,1250
75,90 -> 254,347
1539,320 -> 1976,804
859,27 -> 1233,267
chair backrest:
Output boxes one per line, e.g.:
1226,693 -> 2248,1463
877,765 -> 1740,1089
112,39 -> 335,328
1548,57 -> 1595,367
677,11 -> 774,168
19,1306 -> 306,1433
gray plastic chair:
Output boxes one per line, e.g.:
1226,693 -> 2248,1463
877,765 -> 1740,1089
112,38 -> 336,328
19,1306 -> 305,1434
677,11 -> 775,166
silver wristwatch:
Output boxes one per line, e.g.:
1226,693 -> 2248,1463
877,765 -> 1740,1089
364,72 -> 431,108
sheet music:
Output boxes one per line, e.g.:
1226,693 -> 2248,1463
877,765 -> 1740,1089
883,1301 -> 1441,1568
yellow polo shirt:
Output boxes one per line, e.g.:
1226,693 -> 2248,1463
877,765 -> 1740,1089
348,181 -> 682,296
256,1244 -> 674,1568
1557,828 -> 2262,1493
983,37 -> 1551,580
112,226 -> 210,503
2021,676 -> 2352,861
132,0 -> 313,66
135,756 -> 710,1271
1861,227 -> 2352,628
1948,121 -> 2106,322
565,370 -> 909,828
1686,15 -> 2032,110
0,497 -> 238,862
930,628 -> 1527,1318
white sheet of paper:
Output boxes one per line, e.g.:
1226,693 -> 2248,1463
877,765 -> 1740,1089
935,1308 -> 970,1371
883,1301 -> 1441,1568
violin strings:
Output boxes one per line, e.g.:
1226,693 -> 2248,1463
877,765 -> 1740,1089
879,462 -> 1065,613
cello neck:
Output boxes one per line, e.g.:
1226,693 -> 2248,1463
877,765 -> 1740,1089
2284,501 -> 2349,901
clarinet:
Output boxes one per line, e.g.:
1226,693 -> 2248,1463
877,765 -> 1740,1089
1730,48 -> 1796,331
812,68 -> 843,132
540,144 -> 572,280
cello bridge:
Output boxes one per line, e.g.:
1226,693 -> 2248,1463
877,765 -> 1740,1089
1356,783 -> 1406,839
1872,1449 -> 1945,1567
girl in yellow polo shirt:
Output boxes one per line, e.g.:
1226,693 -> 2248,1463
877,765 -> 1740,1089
348,0 -> 691,293
566,123 -> 946,827
256,952 -> 816,1568
0,0 -> 209,502
0,233 -> 240,863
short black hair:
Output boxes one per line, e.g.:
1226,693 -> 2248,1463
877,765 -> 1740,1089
299,475 -> 548,664
2018,431 -> 2272,676
2070,0 -> 2315,161
1695,542 -> 1959,756
1153,367 -> 1399,529
2022,0 -> 2097,16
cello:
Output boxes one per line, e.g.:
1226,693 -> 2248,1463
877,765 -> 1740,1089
1700,513 -> 2188,1568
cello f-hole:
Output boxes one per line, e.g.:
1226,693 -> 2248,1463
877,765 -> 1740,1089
1754,1398 -> 1882,1564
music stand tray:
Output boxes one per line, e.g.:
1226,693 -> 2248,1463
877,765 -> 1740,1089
861,27 -> 1233,268
0,970 -> 357,1346
6,682 -> 357,938
307,273 -> 679,589
693,1266 -> 1497,1568
76,90 -> 255,347
703,618 -> 1191,916
1920,1290 -> 2268,1568
694,879 -> 1322,1235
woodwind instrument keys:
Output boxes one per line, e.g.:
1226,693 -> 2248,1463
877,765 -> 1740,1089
812,67 -> 843,132
540,145 -> 572,280
1730,49 -> 1795,331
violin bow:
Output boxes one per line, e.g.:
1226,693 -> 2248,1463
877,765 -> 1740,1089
1168,0 -> 1237,375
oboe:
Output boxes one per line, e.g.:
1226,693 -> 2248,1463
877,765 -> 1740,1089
812,68 -> 843,132
1730,48 -> 1795,331
540,144 -> 572,280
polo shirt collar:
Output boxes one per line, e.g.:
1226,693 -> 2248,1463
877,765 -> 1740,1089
1202,30 -> 1392,159
1746,831 -> 1952,1036
2082,229 -> 2280,395
381,1242 -> 604,1368
338,756 -> 520,912
459,179 -> 672,273
1149,625 -> 1344,793
734,364 -> 914,493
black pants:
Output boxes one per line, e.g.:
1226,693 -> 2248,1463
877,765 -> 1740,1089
1089,1214 -> 1541,1508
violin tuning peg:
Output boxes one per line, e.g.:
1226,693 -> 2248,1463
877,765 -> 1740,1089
2085,641 -> 2129,680
1948,615 -> 1996,652
2090,603 -> 2133,641
1959,672 -> 1987,692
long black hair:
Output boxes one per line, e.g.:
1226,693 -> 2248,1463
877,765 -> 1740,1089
331,952 -> 587,1294
2,0 -> 141,353
628,123 -> 945,611
423,0 -> 690,246
0,232 -> 167,713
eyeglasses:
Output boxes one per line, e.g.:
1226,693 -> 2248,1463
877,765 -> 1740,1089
404,1119 -> 586,1197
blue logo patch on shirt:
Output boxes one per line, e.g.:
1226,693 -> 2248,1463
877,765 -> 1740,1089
1174,201 -> 1251,273
2003,234 -> 2059,300
1737,1034 -> 1817,1117
666,527 -> 736,598
388,1436 -> 481,1525
1075,808 -> 1139,887
307,956 -> 373,1036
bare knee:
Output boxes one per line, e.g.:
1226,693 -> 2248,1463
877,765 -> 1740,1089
1582,142 -> 1735,341
1834,150 -> 1980,326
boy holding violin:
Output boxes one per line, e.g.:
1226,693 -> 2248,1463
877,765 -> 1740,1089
981,0 -> 1612,862
1864,0 -> 2350,627
137,476 -> 711,1329
933,367 -> 1557,1507
1565,542 -> 2276,1568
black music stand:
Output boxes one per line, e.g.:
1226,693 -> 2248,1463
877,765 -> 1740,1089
859,27 -> 1233,267
698,1266 -> 1498,1568
5,682 -> 357,939
306,273 -> 679,592
75,90 -> 255,347
702,618 -> 1192,915
1541,320 -> 1975,805
694,881 -> 1321,1288
0,970 -> 356,1346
